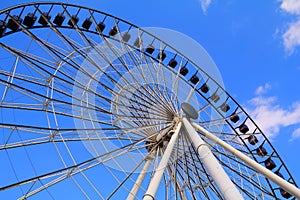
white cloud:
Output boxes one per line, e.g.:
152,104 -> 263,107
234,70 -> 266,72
200,0 -> 212,14
290,128 -> 300,141
279,0 -> 300,53
282,20 -> 300,54
255,83 -> 271,95
280,0 -> 300,15
247,84 -> 300,140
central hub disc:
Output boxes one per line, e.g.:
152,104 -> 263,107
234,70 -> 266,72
181,102 -> 198,119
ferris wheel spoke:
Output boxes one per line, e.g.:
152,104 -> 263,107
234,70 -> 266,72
143,84 -> 177,116
0,103 -> 116,126
1,136 -> 149,193
199,110 -> 244,128
185,153 -> 211,199
114,91 -> 174,122
209,147 -> 274,196
138,84 -> 176,114
0,55 -> 19,101
156,59 -> 178,110
112,91 -> 168,119
184,84 -> 201,104
80,61 -> 177,119
0,117 -> 161,146
178,133 -> 199,199
7,29 -> 106,91
96,37 -> 178,116
106,152 -> 153,199
0,77 -> 100,114
127,48 -> 178,113
0,42 -> 77,87
0,70 -> 49,88
175,156 -> 221,199
170,56 -> 185,103
90,65 -> 177,119
113,74 -> 174,118
0,126 -> 152,151
117,106 -> 171,125
220,161 -> 273,199
113,98 -> 170,120
126,50 -> 178,114
0,136 -> 139,151
128,98 -> 169,122
0,78 -> 45,104
0,126 -> 136,151
0,49 -> 77,97
166,166 -> 190,200
15,27 -> 69,65
181,135 -> 225,199
170,135 -> 194,200
0,72 -> 155,123
140,64 -> 178,113
19,146 -> 142,200
45,24 -> 87,56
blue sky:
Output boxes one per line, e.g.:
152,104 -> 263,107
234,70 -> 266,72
1,0 -> 300,197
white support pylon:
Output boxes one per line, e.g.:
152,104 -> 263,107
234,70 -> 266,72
182,117 -> 244,200
127,153 -> 154,200
143,122 -> 182,200
191,121 -> 300,199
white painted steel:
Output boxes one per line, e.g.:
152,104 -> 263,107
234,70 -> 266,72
182,117 -> 244,200
127,154 -> 154,200
143,122 -> 182,200
191,121 -> 300,199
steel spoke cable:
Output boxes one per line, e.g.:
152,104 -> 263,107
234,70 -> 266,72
0,134 -> 148,191
180,133 -> 197,200
185,134 -> 224,199
106,150 -> 154,199
95,33 -> 178,116
0,74 -> 169,125
4,29 -> 176,123
123,48 -> 178,115
207,146 -> 273,195
121,46 -> 174,114
150,55 -> 179,114
123,51 -> 176,114
46,77 -> 89,198
190,133 -> 272,197
0,136 -> 141,151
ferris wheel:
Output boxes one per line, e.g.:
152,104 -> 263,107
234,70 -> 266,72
0,2 -> 299,200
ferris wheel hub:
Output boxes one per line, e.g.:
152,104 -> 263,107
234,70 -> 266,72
181,102 -> 198,119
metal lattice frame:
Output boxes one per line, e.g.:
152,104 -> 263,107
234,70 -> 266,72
0,2 -> 298,200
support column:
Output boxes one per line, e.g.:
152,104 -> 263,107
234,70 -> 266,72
182,117 -> 244,200
127,154 -> 154,200
143,122 -> 182,200
191,121 -> 300,199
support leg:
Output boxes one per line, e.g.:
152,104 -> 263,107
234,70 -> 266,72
191,121 -> 300,199
127,154 -> 154,200
143,122 -> 182,200
182,117 -> 244,200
